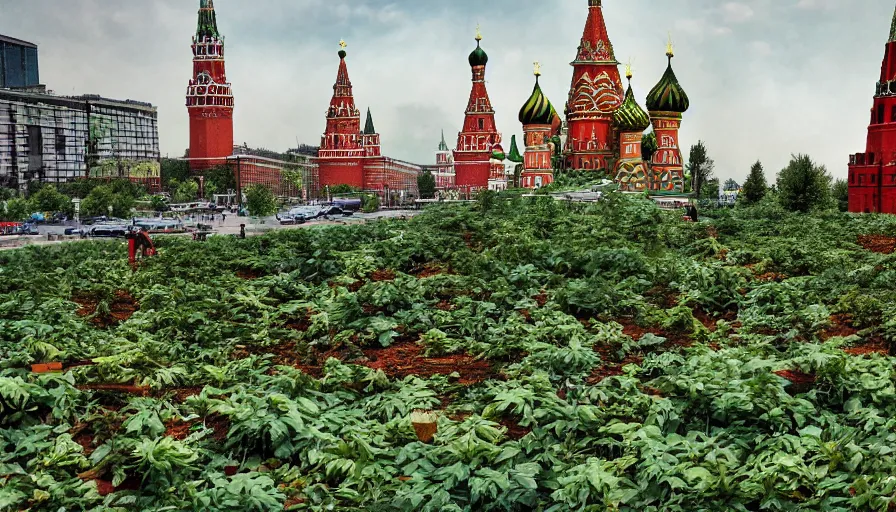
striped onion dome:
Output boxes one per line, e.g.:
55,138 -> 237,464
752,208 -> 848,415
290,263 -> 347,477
646,54 -> 689,113
519,75 -> 555,126
613,79 -> 651,132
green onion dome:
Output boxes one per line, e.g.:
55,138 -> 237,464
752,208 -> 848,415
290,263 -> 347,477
646,55 -> 689,113
519,76 -> 555,126
613,81 -> 651,132
468,39 -> 489,67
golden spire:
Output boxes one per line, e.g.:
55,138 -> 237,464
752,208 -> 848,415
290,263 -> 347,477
475,24 -> 482,42
625,58 -> 633,80
339,39 -> 347,50
666,32 -> 675,58
533,61 -> 542,77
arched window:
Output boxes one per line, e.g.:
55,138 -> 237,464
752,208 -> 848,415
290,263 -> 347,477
478,119 -> 484,130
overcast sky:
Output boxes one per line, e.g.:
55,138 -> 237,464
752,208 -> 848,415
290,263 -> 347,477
0,0 -> 892,181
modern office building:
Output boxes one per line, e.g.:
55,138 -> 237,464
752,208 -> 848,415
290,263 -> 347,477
0,35 -> 40,89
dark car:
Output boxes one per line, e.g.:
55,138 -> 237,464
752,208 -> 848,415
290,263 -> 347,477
88,225 -> 128,238
64,227 -> 80,236
318,206 -> 354,219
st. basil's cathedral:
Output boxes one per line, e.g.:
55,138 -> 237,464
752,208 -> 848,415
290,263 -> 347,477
186,0 -> 692,196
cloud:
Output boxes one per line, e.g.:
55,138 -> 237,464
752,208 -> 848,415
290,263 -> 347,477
0,0 -> 890,182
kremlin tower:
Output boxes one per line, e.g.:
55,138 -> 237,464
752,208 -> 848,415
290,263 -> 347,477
186,0 -> 234,168
645,38 -> 690,192
518,63 -> 559,189
848,5 -> 896,214
613,64 -> 652,191
564,0 -> 624,172
318,41 -> 365,188
453,28 -> 504,192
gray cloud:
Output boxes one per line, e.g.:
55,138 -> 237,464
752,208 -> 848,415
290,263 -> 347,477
1,0 -> 891,182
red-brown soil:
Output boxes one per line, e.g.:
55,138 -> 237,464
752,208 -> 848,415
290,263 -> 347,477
363,342 -> 496,385
692,308 -> 739,333
435,300 -> 456,312
284,497 -> 307,510
370,269 -> 396,282
774,369 -> 816,394
644,286 -> 679,309
235,268 -> 264,280
164,418 -> 197,441
95,476 -> 141,497
755,272 -> 788,283
498,417 -> 531,440
413,263 -> 451,279
588,317 -> 693,384
821,314 -> 860,341
532,292 -> 549,308
858,235 -> 896,255
74,290 -> 139,328
844,336 -> 890,356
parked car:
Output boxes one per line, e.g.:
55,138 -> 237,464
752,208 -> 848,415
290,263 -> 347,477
317,206 -> 354,219
88,225 -> 128,238
64,227 -> 80,236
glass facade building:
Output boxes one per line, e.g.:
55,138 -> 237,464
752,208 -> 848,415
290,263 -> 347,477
0,35 -> 40,88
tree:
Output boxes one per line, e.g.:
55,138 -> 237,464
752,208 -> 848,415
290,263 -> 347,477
832,179 -> 849,212
81,185 -> 134,218
686,141 -> 715,199
417,170 -> 436,199
740,161 -> 768,205
1,198 -> 30,221
161,158 -> 191,188
245,184 -> 277,216
700,178 -> 720,200
641,132 -> 657,163
30,185 -> 71,214
723,179 -> 740,191
204,165 -> 237,193
776,154 -> 832,212
173,180 -> 199,203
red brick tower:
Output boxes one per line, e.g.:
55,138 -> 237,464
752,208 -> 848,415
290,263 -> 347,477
454,28 -> 503,191
848,5 -> 896,213
518,63 -> 558,189
646,39 -> 690,192
564,0 -> 624,172
186,0 -> 234,168
318,41 -> 365,188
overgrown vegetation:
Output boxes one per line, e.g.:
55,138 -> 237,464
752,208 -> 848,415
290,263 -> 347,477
2,194 -> 896,510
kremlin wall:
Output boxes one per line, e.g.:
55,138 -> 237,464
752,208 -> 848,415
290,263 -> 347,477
186,0 -> 693,200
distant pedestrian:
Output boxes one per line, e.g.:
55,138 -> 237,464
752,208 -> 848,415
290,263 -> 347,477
239,224 -> 246,239
222,212 -> 227,223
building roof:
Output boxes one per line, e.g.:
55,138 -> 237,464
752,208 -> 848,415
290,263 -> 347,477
0,34 -> 37,48
0,88 -> 157,114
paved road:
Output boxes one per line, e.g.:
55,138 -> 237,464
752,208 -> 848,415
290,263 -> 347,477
0,209 -> 421,251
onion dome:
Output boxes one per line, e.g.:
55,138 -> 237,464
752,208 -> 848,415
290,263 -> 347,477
614,70 -> 651,132
646,42 -> 689,113
491,144 -> 506,161
468,38 -> 488,67
519,64 -> 555,126
550,103 -> 562,135
507,135 -> 524,163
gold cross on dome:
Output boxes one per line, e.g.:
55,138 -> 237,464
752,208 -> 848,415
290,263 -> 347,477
339,39 -> 347,49
533,61 -> 541,76
666,32 -> 675,57
625,58 -> 633,79
475,24 -> 482,41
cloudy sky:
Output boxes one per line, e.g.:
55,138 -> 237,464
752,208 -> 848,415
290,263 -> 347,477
1,0 -> 892,181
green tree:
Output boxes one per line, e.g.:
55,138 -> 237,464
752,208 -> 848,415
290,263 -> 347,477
832,178 -> 849,212
417,170 -> 436,199
776,154 -> 832,212
1,198 -> 30,221
723,179 -> 739,191
174,180 -> 199,203
641,132 -> 657,163
150,195 -> 168,212
204,165 -> 237,193
328,184 -> 360,197
81,185 -> 134,218
701,178 -> 720,200
245,184 -> 277,216
161,158 -> 191,188
740,161 -> 768,205
686,141 -> 715,199
362,193 -> 381,213
29,185 -> 71,215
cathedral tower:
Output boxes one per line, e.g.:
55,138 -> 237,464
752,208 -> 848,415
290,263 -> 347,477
646,38 -> 689,192
186,0 -> 234,167
848,4 -> 896,213
318,41 -> 365,188
564,0 -> 624,172
613,65 -> 652,191
453,28 -> 503,191
518,63 -> 558,189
